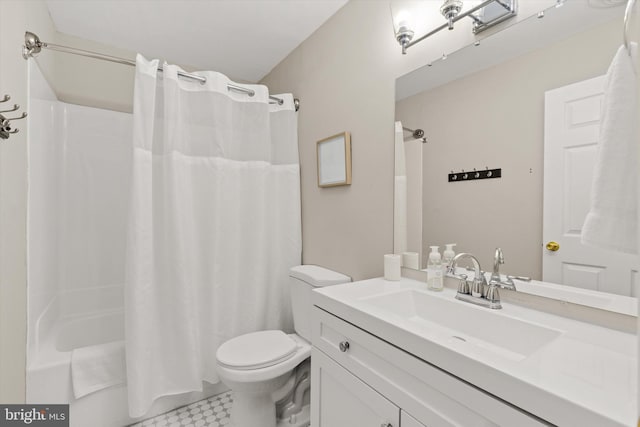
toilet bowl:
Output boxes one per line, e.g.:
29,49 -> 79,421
215,265 -> 350,427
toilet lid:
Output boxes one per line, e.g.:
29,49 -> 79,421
217,330 -> 298,370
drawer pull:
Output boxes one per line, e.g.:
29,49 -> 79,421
339,341 -> 350,352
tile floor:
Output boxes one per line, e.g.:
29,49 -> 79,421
130,391 -> 233,427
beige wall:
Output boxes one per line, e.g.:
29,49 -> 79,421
260,1 -> 410,280
260,0 -> 553,280
0,0 -> 56,403
395,18 -> 621,280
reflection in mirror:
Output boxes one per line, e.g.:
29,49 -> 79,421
394,0 -> 638,313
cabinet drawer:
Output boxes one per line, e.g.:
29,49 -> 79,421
312,307 -> 551,427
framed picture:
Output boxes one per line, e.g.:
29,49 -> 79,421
317,132 -> 352,187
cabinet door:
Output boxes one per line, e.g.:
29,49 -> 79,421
311,348 -> 400,427
401,411 -> 427,427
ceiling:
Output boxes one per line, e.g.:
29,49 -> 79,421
45,0 -> 348,83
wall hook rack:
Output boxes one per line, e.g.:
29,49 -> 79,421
448,167 -> 501,183
0,95 -> 27,140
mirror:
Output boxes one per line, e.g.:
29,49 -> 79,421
394,0 -> 637,314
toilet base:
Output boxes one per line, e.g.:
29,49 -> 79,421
227,360 -> 311,427
227,402 -> 310,427
230,390 -> 278,427
276,404 -> 310,427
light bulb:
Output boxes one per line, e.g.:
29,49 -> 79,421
395,10 -> 413,34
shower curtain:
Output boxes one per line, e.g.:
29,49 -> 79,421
394,121 -> 407,255
125,55 -> 301,417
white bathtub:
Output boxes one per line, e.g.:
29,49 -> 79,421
27,286 -> 226,427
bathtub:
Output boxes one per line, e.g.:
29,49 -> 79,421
27,286 -> 226,427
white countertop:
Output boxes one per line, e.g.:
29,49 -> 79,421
312,277 -> 637,427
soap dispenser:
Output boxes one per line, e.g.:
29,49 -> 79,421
443,243 -> 456,273
427,246 -> 443,291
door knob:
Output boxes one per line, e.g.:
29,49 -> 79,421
546,241 -> 560,252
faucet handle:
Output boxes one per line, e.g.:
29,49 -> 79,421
486,282 -> 501,304
457,274 -> 469,295
471,274 -> 484,298
446,264 -> 457,276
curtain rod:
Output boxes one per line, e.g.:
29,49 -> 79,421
402,126 -> 427,143
623,0 -> 637,56
22,31 -> 300,111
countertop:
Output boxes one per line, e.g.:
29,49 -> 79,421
312,277 -> 637,427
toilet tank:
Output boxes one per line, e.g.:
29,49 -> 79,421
289,265 -> 351,341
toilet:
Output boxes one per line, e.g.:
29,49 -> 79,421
215,265 -> 351,427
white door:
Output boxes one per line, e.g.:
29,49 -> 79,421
544,76 -> 638,296
311,348 -> 400,427
401,411 -> 428,427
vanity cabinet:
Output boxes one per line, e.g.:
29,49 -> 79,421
311,307 -> 550,427
312,349 -> 399,427
402,411 -> 428,427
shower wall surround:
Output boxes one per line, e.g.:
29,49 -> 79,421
27,61 -> 132,359
0,0 -> 57,403
1,0 -> 136,401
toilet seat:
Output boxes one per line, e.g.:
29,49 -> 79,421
217,330 -> 298,370
216,333 -> 311,384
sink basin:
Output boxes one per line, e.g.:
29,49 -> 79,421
360,290 -> 562,361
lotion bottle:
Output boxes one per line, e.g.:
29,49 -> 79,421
427,246 -> 443,291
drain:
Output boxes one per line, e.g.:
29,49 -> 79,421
450,335 -> 467,342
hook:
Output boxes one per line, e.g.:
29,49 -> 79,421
0,95 -> 10,103
3,112 -> 27,122
0,104 -> 19,114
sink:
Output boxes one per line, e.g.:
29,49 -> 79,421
359,290 -> 562,361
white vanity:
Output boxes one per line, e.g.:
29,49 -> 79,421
310,277 -> 636,427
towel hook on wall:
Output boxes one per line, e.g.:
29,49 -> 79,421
448,166 -> 501,182
0,95 -> 27,140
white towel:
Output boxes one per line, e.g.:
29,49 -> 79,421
71,340 -> 126,399
582,43 -> 638,254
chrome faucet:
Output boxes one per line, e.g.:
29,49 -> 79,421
449,253 -> 501,309
490,247 -> 504,283
489,248 -> 516,291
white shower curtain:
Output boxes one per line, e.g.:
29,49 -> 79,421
125,55 -> 301,417
394,121 -> 407,255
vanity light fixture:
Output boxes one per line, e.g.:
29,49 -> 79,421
392,0 -> 517,54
